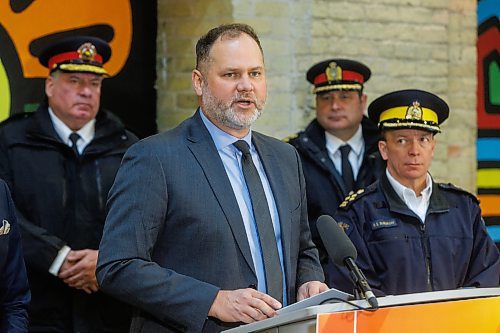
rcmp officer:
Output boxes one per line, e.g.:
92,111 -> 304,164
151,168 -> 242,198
326,89 -> 500,296
0,36 -> 137,332
286,59 -> 384,266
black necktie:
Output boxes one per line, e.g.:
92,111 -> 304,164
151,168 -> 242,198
233,140 -> 283,303
69,132 -> 81,157
339,144 -> 355,193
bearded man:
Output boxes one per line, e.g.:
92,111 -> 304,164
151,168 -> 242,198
96,23 -> 327,333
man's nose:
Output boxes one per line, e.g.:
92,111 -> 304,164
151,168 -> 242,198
79,85 -> 92,96
408,139 -> 421,155
331,98 -> 342,110
237,75 -> 253,91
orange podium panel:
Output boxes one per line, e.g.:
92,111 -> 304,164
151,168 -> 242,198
317,296 -> 500,333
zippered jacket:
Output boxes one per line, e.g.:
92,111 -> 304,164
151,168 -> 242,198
326,172 -> 500,295
0,105 -> 138,332
287,117 -> 385,264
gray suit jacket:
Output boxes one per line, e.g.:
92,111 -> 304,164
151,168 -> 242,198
96,110 -> 324,332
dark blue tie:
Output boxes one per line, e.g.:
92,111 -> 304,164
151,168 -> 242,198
339,144 -> 355,193
233,140 -> 283,303
69,132 -> 81,157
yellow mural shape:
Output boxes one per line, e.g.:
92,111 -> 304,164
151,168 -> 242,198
477,169 -> 500,188
0,59 -> 10,120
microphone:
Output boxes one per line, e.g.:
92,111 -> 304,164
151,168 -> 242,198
316,215 -> 378,308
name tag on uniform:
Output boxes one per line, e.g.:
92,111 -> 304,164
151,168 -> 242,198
371,219 -> 397,230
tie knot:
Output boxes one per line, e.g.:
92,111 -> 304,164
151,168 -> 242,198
233,140 -> 251,156
69,132 -> 81,146
339,144 -> 351,157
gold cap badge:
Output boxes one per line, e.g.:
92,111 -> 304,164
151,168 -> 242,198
325,62 -> 342,82
405,101 -> 423,120
78,43 -> 97,61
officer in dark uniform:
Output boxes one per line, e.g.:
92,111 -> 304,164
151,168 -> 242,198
327,89 -> 499,295
0,36 -> 137,332
286,59 -> 384,266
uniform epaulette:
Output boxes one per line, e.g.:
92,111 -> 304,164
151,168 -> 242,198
0,112 -> 34,126
338,185 -> 375,210
438,183 -> 479,204
282,133 -> 299,143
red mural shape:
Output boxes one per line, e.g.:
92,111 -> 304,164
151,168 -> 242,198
477,22 -> 500,129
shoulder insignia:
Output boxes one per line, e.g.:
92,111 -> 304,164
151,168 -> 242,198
438,183 -> 479,204
339,188 -> 371,209
282,133 -> 299,143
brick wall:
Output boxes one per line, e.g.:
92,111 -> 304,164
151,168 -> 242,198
157,0 -> 477,191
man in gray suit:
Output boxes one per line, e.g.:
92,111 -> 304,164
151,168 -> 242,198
97,23 -> 328,332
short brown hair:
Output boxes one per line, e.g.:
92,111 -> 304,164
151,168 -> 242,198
195,23 -> 263,71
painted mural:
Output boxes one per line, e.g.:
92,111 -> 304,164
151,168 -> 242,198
0,0 -> 157,138
477,0 -> 500,245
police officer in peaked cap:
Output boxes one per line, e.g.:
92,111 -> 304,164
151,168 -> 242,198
0,36 -> 137,332
326,88 -> 499,296
286,59 -> 385,268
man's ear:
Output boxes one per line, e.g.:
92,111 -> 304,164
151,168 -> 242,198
192,69 -> 204,96
360,93 -> 368,110
430,134 -> 437,158
45,76 -> 54,98
378,140 -> 388,161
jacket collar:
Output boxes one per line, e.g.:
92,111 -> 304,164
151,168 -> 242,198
26,104 -> 62,143
360,116 -> 382,155
25,104 -> 128,153
303,119 -> 328,152
380,172 -> 450,216
303,116 -> 380,155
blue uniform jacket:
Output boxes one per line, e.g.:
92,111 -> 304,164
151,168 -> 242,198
0,179 -> 30,332
286,117 -> 384,265
326,172 -> 500,296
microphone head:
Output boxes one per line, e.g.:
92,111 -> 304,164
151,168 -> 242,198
316,215 -> 357,265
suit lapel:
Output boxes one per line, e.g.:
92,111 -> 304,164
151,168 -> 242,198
252,134 -> 292,280
185,111 -> 256,276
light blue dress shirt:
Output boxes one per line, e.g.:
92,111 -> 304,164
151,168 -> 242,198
200,110 -> 287,304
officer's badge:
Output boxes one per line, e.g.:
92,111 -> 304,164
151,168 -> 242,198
405,101 -> 423,120
338,221 -> 350,232
78,43 -> 97,62
325,62 -> 342,82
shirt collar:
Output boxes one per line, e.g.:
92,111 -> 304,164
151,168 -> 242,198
199,108 -> 252,151
325,125 -> 363,156
386,169 -> 433,201
48,107 -> 96,146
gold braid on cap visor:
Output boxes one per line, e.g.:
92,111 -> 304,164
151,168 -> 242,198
378,106 -> 440,132
313,83 -> 362,94
57,63 -> 108,75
